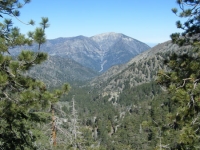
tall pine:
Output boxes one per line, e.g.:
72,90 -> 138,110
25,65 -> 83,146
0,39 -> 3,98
0,1 -> 69,149
156,0 -> 200,149
171,0 -> 200,46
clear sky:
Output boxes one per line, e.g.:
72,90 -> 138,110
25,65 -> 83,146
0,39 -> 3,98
12,0 -> 183,47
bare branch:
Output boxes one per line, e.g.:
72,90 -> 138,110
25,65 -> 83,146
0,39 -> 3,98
176,78 -> 192,89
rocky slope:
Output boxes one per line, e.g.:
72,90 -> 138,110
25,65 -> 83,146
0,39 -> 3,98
89,41 -> 190,101
26,56 -> 99,87
91,32 -> 150,72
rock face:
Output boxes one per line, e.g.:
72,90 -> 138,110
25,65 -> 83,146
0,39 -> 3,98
10,32 -> 150,72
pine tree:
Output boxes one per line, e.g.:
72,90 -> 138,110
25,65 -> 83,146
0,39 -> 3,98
170,0 -> 200,46
156,1 -> 200,149
0,1 -> 70,149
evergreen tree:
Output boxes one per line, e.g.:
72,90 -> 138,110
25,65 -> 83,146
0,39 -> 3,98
156,0 -> 200,149
171,0 -> 200,46
0,1 -> 69,149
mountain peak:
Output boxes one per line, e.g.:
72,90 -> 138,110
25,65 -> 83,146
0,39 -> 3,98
91,32 -> 123,39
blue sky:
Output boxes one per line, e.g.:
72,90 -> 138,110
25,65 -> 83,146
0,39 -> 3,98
12,0 -> 183,47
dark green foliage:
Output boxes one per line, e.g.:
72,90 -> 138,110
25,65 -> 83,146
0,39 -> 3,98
60,81 -> 165,149
0,1 -> 69,149
171,0 -> 200,46
118,82 -> 162,106
153,1 -> 200,149
157,48 -> 200,149
2,0 -> 200,149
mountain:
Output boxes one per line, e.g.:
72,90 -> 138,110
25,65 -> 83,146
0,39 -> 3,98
89,41 -> 190,101
61,40 -> 189,149
26,56 -> 99,87
10,32 -> 150,72
91,32 -> 150,71
18,40 -> 192,149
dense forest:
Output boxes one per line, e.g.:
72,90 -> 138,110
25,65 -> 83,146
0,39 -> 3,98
0,0 -> 200,150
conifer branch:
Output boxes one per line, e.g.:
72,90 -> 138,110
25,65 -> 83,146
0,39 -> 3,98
176,78 -> 192,89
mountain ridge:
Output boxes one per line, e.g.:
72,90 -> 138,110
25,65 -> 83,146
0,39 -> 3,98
27,55 -> 99,87
89,40 -> 191,102
10,32 -> 150,72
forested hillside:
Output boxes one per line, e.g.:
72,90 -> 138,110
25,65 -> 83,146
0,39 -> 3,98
1,0 -> 200,150
56,40 -> 192,149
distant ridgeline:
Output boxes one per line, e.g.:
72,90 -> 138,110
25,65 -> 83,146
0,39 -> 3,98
10,32 -> 150,73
